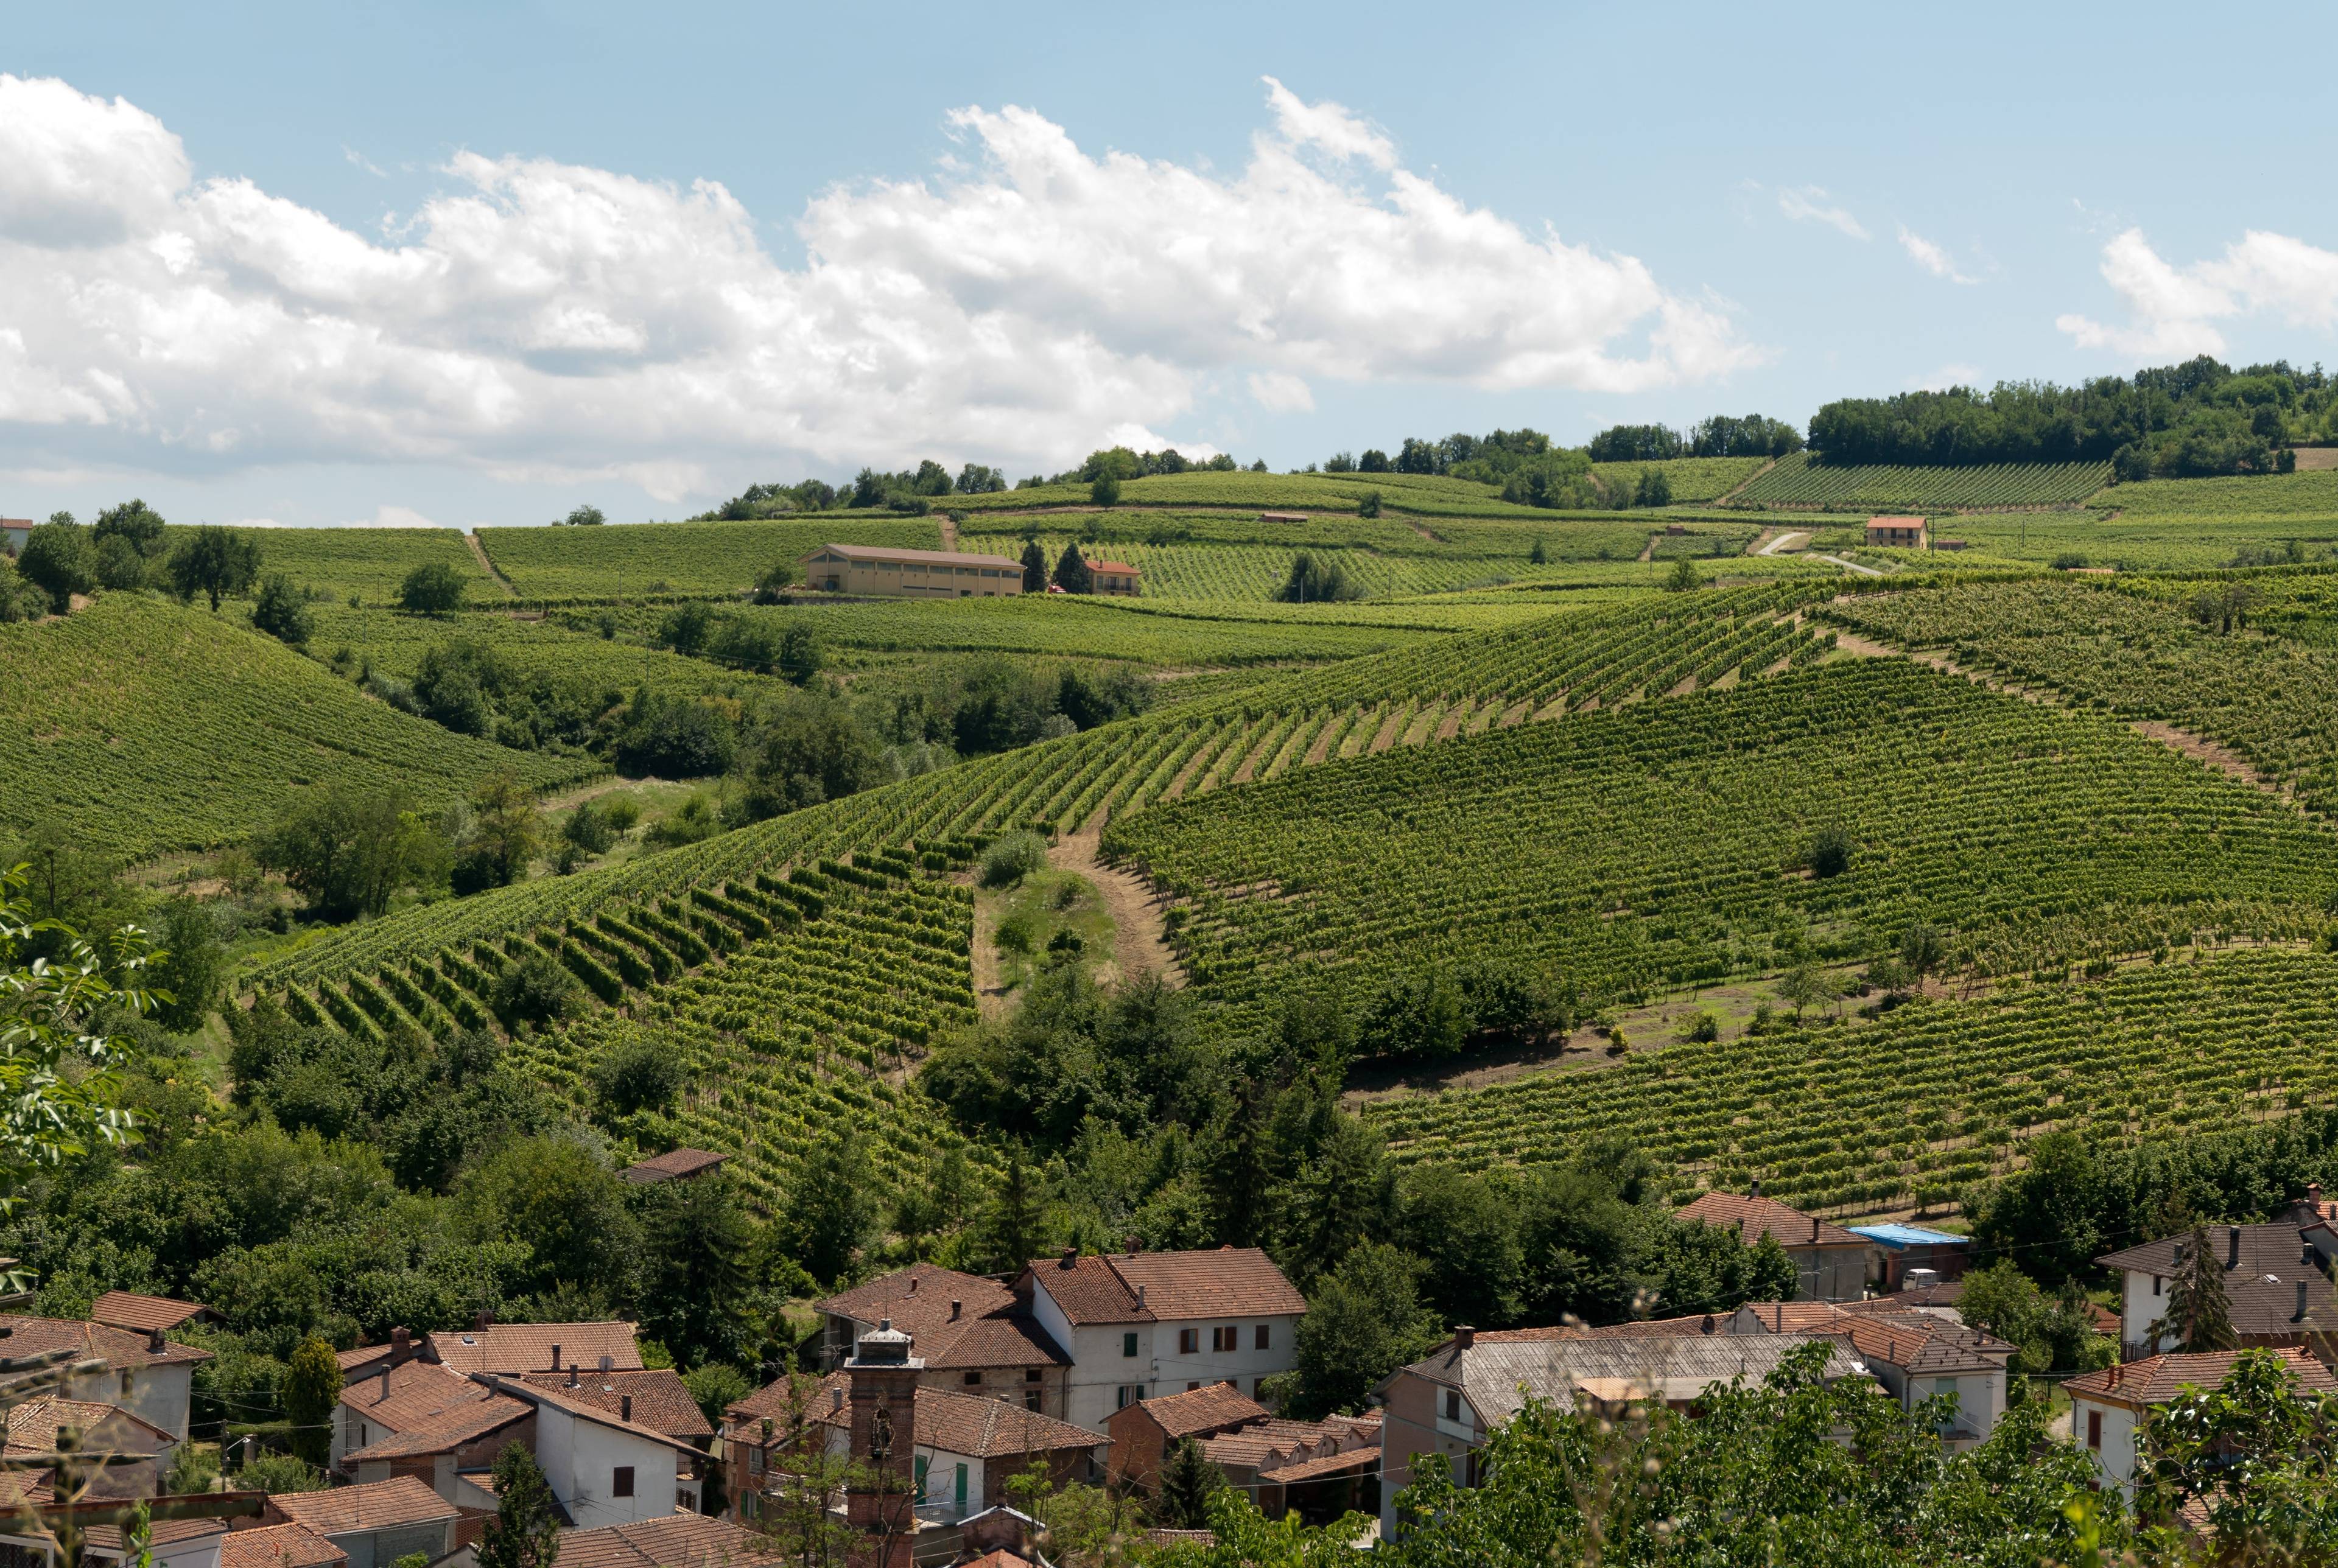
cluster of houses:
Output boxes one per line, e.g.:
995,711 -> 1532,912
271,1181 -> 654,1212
7,1187 -> 2337,1567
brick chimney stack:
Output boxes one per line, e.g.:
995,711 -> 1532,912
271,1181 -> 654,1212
390,1326 -> 412,1367
844,1318 -> 922,1568
2229,1227 -> 2242,1269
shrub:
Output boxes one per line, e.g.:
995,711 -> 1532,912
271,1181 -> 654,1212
600,795 -> 642,833
995,913 -> 1036,953
494,953 -> 583,1026
592,1038 -> 683,1115
562,800 -> 617,855
1091,475 -> 1122,506
1808,823 -> 1854,879
398,561 -> 468,614
251,574 -> 314,646
979,831 -> 1049,887
1357,489 -> 1381,519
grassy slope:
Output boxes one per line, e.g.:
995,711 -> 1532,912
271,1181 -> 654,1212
477,517 -> 944,600
0,595 -> 591,859
174,525 -> 495,606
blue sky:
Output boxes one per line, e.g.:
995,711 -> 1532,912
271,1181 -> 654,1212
8,1 -> 2338,528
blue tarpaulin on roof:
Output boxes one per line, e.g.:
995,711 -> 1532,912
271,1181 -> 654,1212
1848,1223 -> 1968,1250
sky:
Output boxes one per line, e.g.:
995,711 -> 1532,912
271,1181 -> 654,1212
9,1 -> 2338,529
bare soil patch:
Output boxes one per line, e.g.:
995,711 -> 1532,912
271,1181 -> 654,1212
466,531 -> 518,598
1051,831 -> 1185,988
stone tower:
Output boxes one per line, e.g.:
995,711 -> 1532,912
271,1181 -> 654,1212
844,1318 -> 922,1568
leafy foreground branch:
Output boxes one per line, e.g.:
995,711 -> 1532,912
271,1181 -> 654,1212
1164,1344 -> 2338,1568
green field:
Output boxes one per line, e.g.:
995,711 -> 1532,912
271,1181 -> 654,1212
1734,452 -> 2112,511
2106,468 -> 2338,520
174,525 -> 496,606
477,517 -> 944,600
1105,658 -> 2338,1012
0,595 -> 592,860
1364,947 -> 2338,1213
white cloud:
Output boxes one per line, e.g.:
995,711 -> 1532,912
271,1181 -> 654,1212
1908,362 -> 1982,391
0,73 -> 1755,497
1775,186 -> 1868,241
2056,226 -> 2338,361
1247,370 -> 1315,412
1897,226 -> 1975,285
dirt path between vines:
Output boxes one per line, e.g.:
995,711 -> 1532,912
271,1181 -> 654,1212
1757,529 -> 1810,556
1827,623 -> 2285,800
466,531 -> 518,598
937,514 -> 958,549
1050,830 -> 1185,988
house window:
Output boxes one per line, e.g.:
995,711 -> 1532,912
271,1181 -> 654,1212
1179,1328 -> 1198,1355
1444,1390 -> 1461,1423
613,1466 -> 634,1498
964,1371 -> 982,1386
1025,1369 -> 1042,1383
2153,1275 -> 2163,1297
1211,1326 -> 1237,1353
2086,1410 -> 2102,1451
1187,1382 -> 1201,1391
1117,1385 -> 1144,1410
1025,1391 -> 1042,1412
748,1447 -> 765,1475
1123,1332 -> 1139,1358
1255,1325 -> 1270,1351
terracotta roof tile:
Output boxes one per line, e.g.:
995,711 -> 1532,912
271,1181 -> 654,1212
426,1321 -> 642,1375
928,1312 -> 1069,1370
2098,1223 -> 2317,1277
2065,1347 -> 2338,1407
803,544 -> 1023,569
219,1523 -> 346,1568
555,1515 -> 782,1568
620,1149 -> 729,1185
513,1369 -> 712,1441
816,1265 -> 1034,1365
89,1292 -> 209,1334
3,1397 -> 174,1457
339,1361 -> 491,1432
961,1552 -> 1037,1568
0,1314 -> 212,1369
1674,1194 -> 1867,1250
1108,1248 -> 1305,1321
1199,1418 -> 1368,1471
272,1477 -> 459,1536
807,1382 -> 1099,1460
1023,1255 -> 1148,1326
1126,1382 -> 1266,1441
1734,1303 -> 2016,1373
728,1373 -> 841,1429
343,1395 -> 532,1461
498,1374 -> 709,1458
1257,1447 -> 1381,1485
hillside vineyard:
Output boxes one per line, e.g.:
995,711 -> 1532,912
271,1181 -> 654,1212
27,365 -> 2338,1560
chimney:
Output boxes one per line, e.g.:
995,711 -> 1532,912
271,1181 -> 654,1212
1749,1178 -> 1761,1197
620,1395 -> 632,1423
1136,1284 -> 1147,1309
1126,1235 -> 1143,1255
2312,1181 -> 2326,1210
2230,1227 -> 2242,1269
600,1354 -> 613,1372
831,1385 -> 845,1412
476,1309 -> 494,1332
391,1326 -> 412,1367
550,1343 -> 562,1371
949,1300 -> 962,1322
1811,1217 -> 1821,1244
1060,1245 -> 1078,1266
1701,1314 -> 1715,1335
379,1367 -> 391,1401
1453,1326 -> 1475,1351
567,1363 -> 579,1388
908,1276 -> 919,1295
2295,1279 -> 2311,1322
148,1328 -> 166,1354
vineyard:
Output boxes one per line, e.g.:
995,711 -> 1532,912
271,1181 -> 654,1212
1104,659 -> 2338,1017
0,595 -> 591,859
477,517 -> 942,601
169,525 -> 496,606
2105,469 -> 2338,520
1824,576 -> 2338,814
300,604 -> 802,700
265,852 -> 983,1199
1363,948 -> 2338,1214
1733,453 -> 2112,511
247,587 -> 1836,987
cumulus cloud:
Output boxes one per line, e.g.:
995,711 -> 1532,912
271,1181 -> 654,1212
1897,226 -> 1975,285
0,72 -> 1754,497
1775,186 -> 1868,241
2057,227 -> 2338,361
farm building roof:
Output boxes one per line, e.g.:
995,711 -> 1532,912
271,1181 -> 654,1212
1674,1192 -> 1867,1250
89,1290 -> 212,1334
424,1320 -> 642,1375
801,544 -> 1023,569
1847,1223 -> 1969,1249
219,1522 -> 345,1568
619,1147 -> 728,1184
1392,1334 -> 1864,1429
513,1368 -> 712,1441
271,1477 -> 459,1537
555,1516 -> 782,1568
1123,1381 -> 1268,1440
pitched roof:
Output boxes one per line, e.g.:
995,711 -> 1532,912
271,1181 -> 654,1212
89,1291 -> 210,1334
1090,561 -> 1139,574
2094,1225 -> 2337,1336
1733,1303 -> 2016,1374
343,1396 -> 533,1462
1123,1382 -> 1268,1441
513,1368 -> 713,1441
555,1515 -> 782,1568
3,1396 -> 174,1457
815,1265 -> 1052,1368
803,544 -> 1023,569
1674,1193 -> 1867,1250
494,1373 -> 711,1458
1393,1332 -> 1865,1428
425,1321 -> 642,1375
728,1373 -> 839,1429
1108,1248 -> 1307,1321
0,1314 -> 212,1370
272,1477 -> 460,1536
620,1149 -> 729,1185
1842,1281 -> 1967,1312
1257,1446 -> 1382,1486
1199,1418 -> 1369,1471
807,1381 -> 1099,1460
339,1363 -> 533,1460
1024,1255 -> 1148,1325
2065,1347 -> 2338,1408
219,1523 -> 346,1568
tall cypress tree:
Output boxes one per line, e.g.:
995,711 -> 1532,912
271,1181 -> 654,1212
2150,1223 -> 2236,1353
477,1443 -> 561,1568
1156,1439 -> 1224,1529
1053,541 -> 1092,594
1019,539 -> 1047,592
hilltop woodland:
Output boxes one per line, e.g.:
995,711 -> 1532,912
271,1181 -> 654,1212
21,354 -> 2338,1557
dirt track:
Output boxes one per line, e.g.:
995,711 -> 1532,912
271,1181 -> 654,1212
1049,831 -> 1185,988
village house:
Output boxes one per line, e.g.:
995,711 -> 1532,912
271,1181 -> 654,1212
1013,1246 -> 1307,1431
1374,1326 -> 1866,1542
217,1522 -> 345,1568
1864,516 -> 1929,549
0,519 -> 28,555
619,1148 -> 729,1186
0,1315 -> 212,1441
799,544 -> 1025,598
817,1262 -> 1072,1416
1103,1381 -> 1375,1522
3,1396 -> 177,1496
2096,1223 -> 2337,1361
1728,1302 -> 2015,1444
1088,561 -> 1141,597
488,1374 -> 711,1524
1673,1191 -> 1875,1303
2063,1347 -> 2338,1494
555,1514 -> 782,1568
262,1477 -> 459,1568
89,1292 -> 219,1337
1104,1381 -> 1268,1489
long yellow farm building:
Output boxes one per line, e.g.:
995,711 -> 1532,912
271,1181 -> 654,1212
800,543 -> 1027,598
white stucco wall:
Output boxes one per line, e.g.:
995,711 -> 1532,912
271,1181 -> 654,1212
67,1363 -> 194,1444
1033,1279 -> 1302,1432
2122,1270 -> 2173,1353
534,1404 -> 687,1528
2073,1395 -> 2141,1492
